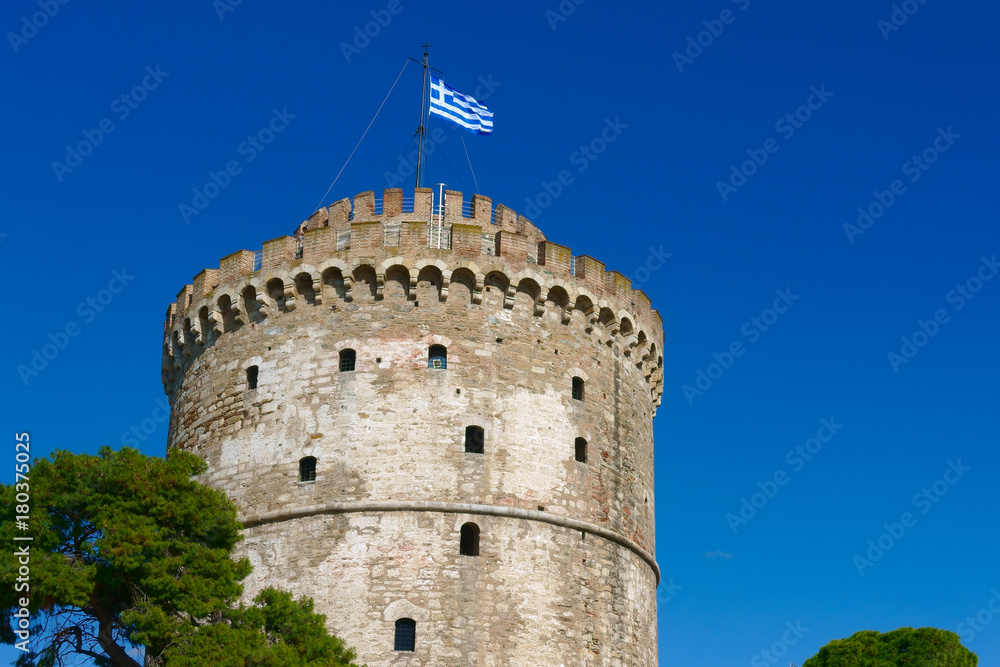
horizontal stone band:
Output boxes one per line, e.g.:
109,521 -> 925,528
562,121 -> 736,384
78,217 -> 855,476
241,500 -> 660,584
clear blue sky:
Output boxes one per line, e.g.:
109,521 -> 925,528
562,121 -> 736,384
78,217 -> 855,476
2,0 -> 998,665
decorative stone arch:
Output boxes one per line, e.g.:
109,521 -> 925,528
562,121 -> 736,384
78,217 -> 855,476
481,267 -> 512,309
618,315 -> 637,354
545,284 -> 572,324
244,278 -> 270,320
415,264 -> 444,304
382,599 -> 429,624
512,276 -> 543,317
378,257 -> 415,301
572,292 -> 598,333
597,306 -> 618,342
383,263 -> 412,301
331,338 -> 362,353
215,287 -> 243,330
377,256 -> 415,273
181,317 -> 195,356
170,330 -> 183,368
447,264 -> 481,305
241,355 -> 263,371
351,264 -> 380,301
196,305 -> 211,345
316,260 -> 350,302
292,270 -> 319,306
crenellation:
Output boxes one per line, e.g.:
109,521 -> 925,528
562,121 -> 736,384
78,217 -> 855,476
382,188 -> 403,217
350,221 -> 383,252
329,198 -> 351,225
175,284 -> 193,314
539,241 -> 572,278
262,236 -> 297,271
495,231 -> 528,264
472,193 -> 492,222
495,204 -> 517,233
308,206 -> 329,229
444,189 -> 464,221
302,227 -> 336,262
451,223 -> 483,258
400,221 -> 428,250
220,249 -> 255,284
192,268 -> 218,302
413,187 -> 433,218
574,255 -> 605,291
353,190 -> 377,222
604,271 -> 631,300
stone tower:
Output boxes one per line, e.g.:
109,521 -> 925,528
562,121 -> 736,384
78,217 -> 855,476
162,188 -> 665,666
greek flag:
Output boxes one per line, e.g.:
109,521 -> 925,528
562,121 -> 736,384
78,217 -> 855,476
428,75 -> 494,135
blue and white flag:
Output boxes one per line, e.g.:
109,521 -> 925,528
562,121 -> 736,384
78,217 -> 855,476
428,75 -> 494,136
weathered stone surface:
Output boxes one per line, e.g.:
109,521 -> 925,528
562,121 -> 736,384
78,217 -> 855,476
163,190 -> 663,666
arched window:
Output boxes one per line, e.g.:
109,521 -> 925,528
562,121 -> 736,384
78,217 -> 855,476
394,618 -> 416,652
339,349 -> 356,372
460,522 -> 480,556
465,426 -> 484,454
299,456 -> 316,482
428,344 -> 447,369
246,365 -> 258,390
572,376 -> 585,401
575,437 -> 588,463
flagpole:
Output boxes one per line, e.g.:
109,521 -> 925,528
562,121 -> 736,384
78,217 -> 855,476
414,43 -> 431,190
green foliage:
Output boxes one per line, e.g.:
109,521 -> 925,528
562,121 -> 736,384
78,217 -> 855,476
0,447 -> 361,667
803,627 -> 977,667
164,589 -> 360,667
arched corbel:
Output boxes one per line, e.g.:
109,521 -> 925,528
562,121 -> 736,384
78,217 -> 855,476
283,279 -> 297,311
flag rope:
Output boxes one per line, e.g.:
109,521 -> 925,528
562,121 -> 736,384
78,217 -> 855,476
312,58 -> 411,214
461,135 -> 480,194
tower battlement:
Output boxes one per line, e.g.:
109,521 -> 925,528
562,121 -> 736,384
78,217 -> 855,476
163,189 -> 665,407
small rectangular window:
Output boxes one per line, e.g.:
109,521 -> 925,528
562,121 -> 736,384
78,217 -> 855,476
299,456 -> 316,482
572,377 -> 584,401
246,366 -> 259,390
394,619 -> 416,652
339,349 -> 356,372
465,426 -> 484,454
